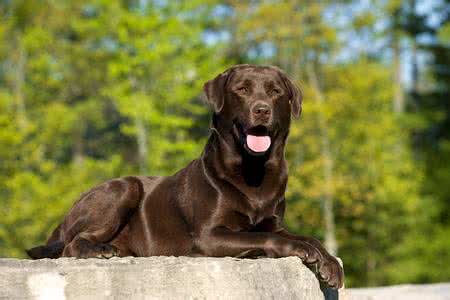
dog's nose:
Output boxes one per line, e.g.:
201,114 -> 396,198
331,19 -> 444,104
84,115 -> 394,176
252,102 -> 271,118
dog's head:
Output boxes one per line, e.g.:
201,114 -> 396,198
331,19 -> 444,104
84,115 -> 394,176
204,64 -> 302,156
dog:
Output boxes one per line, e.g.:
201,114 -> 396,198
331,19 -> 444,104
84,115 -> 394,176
27,64 -> 344,289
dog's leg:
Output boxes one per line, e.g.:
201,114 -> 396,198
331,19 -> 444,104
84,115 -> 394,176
199,227 -> 343,288
61,176 -> 143,258
275,228 -> 344,289
199,227 -> 322,264
63,235 -> 120,258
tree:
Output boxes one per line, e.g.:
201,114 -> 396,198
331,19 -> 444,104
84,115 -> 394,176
0,0 -> 225,258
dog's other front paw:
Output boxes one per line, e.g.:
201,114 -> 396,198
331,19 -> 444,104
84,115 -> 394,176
294,242 -> 322,265
77,242 -> 120,259
95,244 -> 120,259
317,256 -> 344,289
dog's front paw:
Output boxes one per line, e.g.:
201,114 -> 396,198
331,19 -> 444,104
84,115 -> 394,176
289,240 -> 322,264
95,244 -> 120,259
317,256 -> 344,289
77,243 -> 120,259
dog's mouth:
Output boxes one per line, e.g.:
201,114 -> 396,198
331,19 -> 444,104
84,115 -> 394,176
234,123 -> 272,156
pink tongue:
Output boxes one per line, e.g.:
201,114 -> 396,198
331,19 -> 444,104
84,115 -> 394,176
246,135 -> 271,152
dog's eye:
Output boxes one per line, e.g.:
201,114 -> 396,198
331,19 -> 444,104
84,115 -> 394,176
237,87 -> 248,94
271,88 -> 281,96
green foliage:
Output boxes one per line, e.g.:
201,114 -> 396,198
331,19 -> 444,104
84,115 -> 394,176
0,0 -> 225,258
0,0 -> 449,288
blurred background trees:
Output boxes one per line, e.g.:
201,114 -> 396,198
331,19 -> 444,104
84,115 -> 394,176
0,0 -> 449,287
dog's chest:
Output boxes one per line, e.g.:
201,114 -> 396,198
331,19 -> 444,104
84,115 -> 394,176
247,211 -> 270,228
226,197 -> 279,231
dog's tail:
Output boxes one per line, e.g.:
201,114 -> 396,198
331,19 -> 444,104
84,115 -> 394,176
26,241 -> 65,259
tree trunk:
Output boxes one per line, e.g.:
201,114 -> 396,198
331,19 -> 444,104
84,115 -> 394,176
393,33 -> 404,114
411,36 -> 419,94
73,127 -> 85,166
14,34 -> 28,130
306,62 -> 337,256
136,114 -> 148,174
130,76 -> 149,174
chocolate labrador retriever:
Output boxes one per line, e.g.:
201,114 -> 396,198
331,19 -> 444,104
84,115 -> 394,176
27,64 -> 344,288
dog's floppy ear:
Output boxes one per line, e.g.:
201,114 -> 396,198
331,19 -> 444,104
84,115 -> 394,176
276,68 -> 303,118
289,81 -> 302,118
203,65 -> 250,113
203,70 -> 231,113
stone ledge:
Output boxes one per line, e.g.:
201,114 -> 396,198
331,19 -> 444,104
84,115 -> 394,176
0,256 -> 339,299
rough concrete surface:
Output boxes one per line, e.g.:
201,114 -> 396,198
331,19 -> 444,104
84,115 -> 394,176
0,256 -> 337,300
